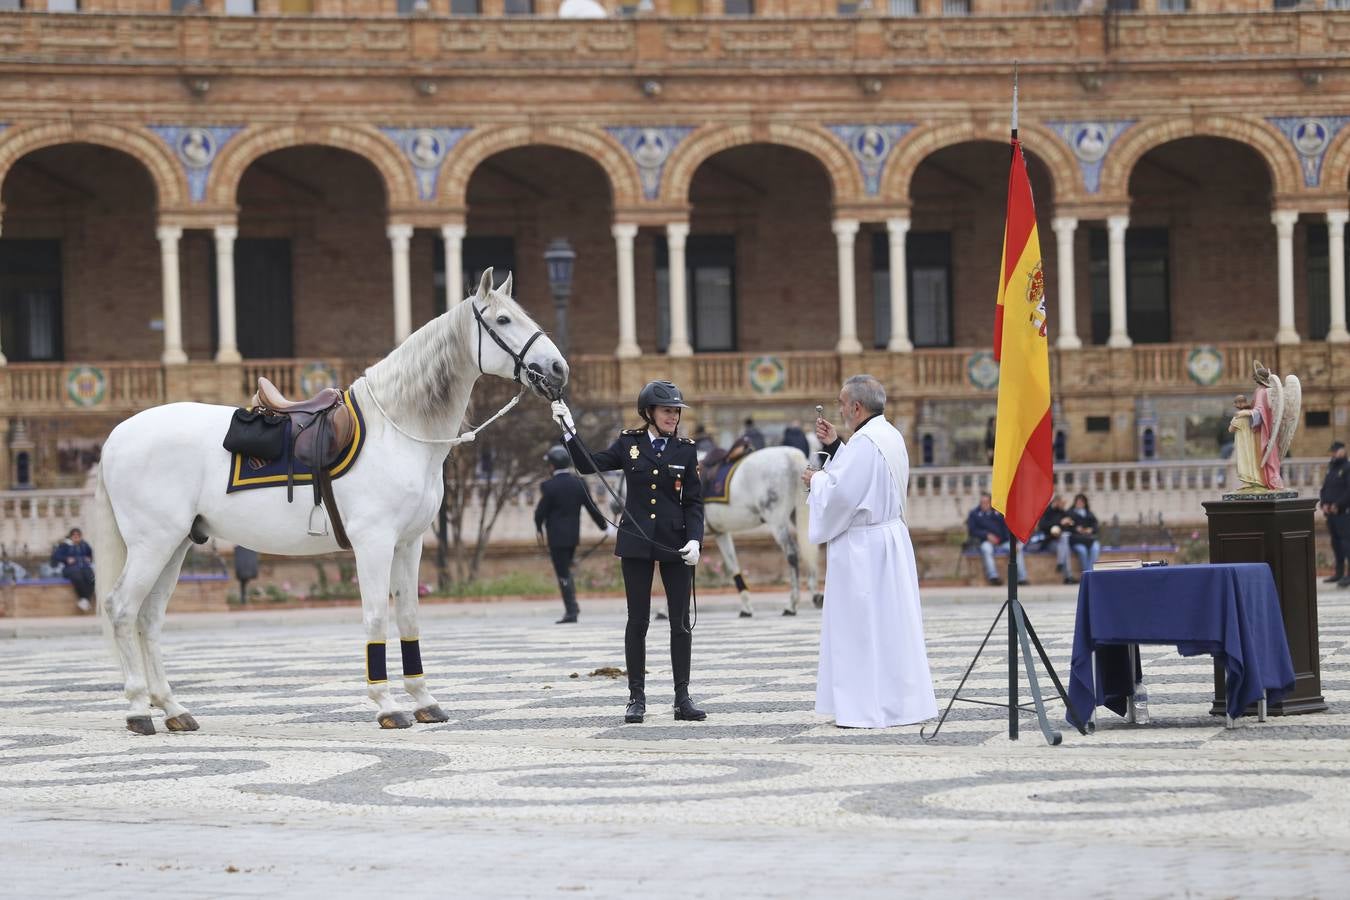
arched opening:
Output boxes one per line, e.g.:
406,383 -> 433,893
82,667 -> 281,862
233,145 -> 390,358
907,141 -> 1057,350
681,144 -> 835,353
1,144 -> 158,362
463,146 -> 615,354
1124,137 -> 1274,344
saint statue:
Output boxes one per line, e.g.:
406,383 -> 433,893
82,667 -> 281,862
1229,361 -> 1301,493
1229,394 -> 1263,493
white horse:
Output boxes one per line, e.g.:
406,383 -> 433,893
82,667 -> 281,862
704,446 -> 822,617
93,270 -> 566,734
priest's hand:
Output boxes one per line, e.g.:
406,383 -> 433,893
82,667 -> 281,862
815,417 -> 837,446
679,540 -> 700,566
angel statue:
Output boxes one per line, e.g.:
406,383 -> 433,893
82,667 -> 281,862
1230,360 -> 1301,493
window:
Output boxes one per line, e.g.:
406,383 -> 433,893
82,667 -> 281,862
1305,223 -> 1350,340
1106,0 -> 1138,9
450,0 -> 482,12
0,0 -> 23,10
169,0 -> 202,11
1088,226 -> 1171,345
1046,0 -> 1079,10
397,0 -> 429,13
724,0 -> 754,14
871,231 -> 952,349
655,235 -> 737,353
1272,0 -> 1299,8
224,0 -> 256,13
941,0 -> 970,14
1157,0 -> 1188,10
46,0 -> 81,11
1329,0 -> 1350,9
503,0 -> 535,13
888,0 -> 918,13
0,240 -> 63,363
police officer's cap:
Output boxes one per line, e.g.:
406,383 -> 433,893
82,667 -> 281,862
1332,441 -> 1346,452
638,380 -> 691,415
545,445 -> 571,468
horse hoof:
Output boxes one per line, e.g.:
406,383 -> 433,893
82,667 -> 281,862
738,611 -> 753,619
126,715 -> 155,736
415,705 -> 449,724
164,713 -> 200,732
378,711 -> 413,729
782,609 -> 797,617
812,593 -> 825,609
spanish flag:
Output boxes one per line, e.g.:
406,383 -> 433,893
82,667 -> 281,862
992,138 -> 1053,543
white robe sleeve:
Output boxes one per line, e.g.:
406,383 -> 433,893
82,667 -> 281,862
807,438 -> 882,544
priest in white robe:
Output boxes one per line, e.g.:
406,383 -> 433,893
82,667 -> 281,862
801,375 -> 937,728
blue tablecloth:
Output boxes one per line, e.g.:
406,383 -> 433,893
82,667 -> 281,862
1067,563 -> 1296,723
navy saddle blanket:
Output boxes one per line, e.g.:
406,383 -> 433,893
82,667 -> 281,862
701,455 -> 746,504
226,389 -> 366,494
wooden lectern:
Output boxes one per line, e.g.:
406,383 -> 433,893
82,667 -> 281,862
1202,495 -> 1326,715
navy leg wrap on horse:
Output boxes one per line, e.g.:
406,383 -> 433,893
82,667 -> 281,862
733,573 -> 748,593
400,639 -> 423,679
366,641 -> 387,683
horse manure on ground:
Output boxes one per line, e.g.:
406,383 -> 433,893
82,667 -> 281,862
588,667 -> 625,678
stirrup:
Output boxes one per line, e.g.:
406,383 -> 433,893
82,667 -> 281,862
307,504 -> 329,537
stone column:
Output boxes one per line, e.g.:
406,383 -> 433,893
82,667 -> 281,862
1326,210 -> 1348,343
885,217 -> 912,352
441,223 -> 465,310
0,220 -> 5,365
613,223 -> 640,359
1106,214 -> 1131,349
212,225 -> 241,363
157,225 -> 187,364
1273,209 -> 1300,345
1052,216 -> 1082,350
388,224 -> 414,344
665,222 -> 693,357
832,218 -> 862,354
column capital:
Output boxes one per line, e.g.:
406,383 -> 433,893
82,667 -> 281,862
440,223 -> 466,240
611,222 -> 639,241
831,218 -> 860,238
1051,216 -> 1079,235
1271,209 -> 1300,230
213,224 -> 238,242
156,224 -> 183,243
665,221 -> 690,241
1106,214 -> 1129,234
885,217 -> 911,235
387,223 -> 414,242
1327,209 -> 1350,229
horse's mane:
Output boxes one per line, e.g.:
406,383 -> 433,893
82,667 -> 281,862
363,288 -> 532,438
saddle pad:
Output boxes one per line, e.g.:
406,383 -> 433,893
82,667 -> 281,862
226,389 -> 366,494
701,455 -> 746,505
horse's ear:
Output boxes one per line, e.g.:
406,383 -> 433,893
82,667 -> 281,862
499,271 -> 513,298
476,268 -> 494,301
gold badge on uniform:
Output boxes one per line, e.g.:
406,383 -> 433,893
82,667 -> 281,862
629,445 -> 640,460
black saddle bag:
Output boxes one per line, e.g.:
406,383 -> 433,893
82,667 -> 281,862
223,408 -> 288,460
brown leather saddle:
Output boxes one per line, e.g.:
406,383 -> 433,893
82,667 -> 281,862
251,377 -> 355,549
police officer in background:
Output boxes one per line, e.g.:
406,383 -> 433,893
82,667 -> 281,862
551,381 -> 707,725
1319,441 -> 1350,587
535,446 -> 612,624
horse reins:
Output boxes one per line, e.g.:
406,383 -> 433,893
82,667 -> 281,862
554,415 -> 698,634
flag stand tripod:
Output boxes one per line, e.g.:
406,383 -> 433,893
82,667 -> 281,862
920,542 -> 1090,746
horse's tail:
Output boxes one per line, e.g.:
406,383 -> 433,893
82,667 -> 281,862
92,463 -> 126,632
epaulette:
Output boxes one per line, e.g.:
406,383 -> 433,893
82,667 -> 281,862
677,437 -> 695,445
622,428 -> 646,436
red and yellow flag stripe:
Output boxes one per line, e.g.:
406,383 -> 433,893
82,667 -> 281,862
992,138 -> 1053,542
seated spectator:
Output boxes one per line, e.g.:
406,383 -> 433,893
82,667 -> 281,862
1066,493 -> 1101,581
1035,494 -> 1075,584
50,527 -> 95,613
966,493 -> 1028,586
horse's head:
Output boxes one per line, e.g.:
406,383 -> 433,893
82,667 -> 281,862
468,268 -> 569,400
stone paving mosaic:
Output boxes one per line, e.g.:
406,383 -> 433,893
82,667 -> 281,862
1,590 -> 1348,896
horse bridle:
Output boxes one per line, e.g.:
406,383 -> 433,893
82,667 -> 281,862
471,302 -> 559,401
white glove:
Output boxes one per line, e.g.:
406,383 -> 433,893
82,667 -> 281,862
679,540 -> 700,567
551,400 -> 576,435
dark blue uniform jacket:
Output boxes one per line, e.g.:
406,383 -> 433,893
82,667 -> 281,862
534,471 -> 607,549
566,429 -> 704,562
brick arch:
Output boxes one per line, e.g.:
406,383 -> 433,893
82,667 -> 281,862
207,124 -> 416,208
1319,124 -> 1350,196
879,120 -> 1078,204
0,121 -> 187,208
439,124 -> 641,209
1100,116 -> 1301,200
659,123 -> 864,207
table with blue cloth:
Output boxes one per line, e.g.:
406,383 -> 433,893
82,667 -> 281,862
1066,563 -> 1296,727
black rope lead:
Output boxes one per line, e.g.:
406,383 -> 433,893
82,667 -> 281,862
553,415 -> 697,634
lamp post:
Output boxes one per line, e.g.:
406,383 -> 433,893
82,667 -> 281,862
544,237 -> 577,355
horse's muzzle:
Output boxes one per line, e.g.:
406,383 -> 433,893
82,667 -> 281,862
527,359 -> 568,402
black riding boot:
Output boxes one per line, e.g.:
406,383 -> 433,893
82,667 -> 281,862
624,622 -> 647,723
556,575 -> 578,624
670,620 -> 705,721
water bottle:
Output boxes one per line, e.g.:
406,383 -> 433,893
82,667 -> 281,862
1133,678 -> 1151,724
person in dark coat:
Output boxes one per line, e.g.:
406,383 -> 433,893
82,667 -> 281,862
534,445 -> 612,623
1036,494 -> 1074,583
1318,441 -> 1350,586
781,420 -> 810,456
50,527 -> 94,613
1066,493 -> 1101,580
551,380 -> 707,725
966,494 -> 1027,586
742,417 -> 766,450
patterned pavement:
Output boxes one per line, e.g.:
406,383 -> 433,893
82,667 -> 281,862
1,586 -> 1348,897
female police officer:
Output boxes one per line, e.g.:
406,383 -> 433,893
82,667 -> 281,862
551,381 -> 707,725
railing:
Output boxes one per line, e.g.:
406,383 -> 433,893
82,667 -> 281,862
0,488 -> 89,552
1,10 -> 1347,72
1132,342 -> 1277,386
691,351 -> 840,399
0,361 -> 165,413
240,358 -> 377,401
